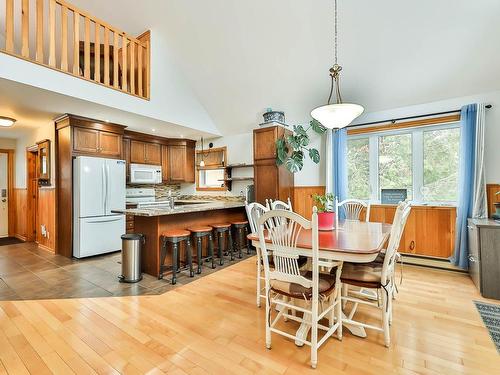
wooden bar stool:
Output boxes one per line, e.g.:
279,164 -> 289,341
159,229 -> 194,284
231,220 -> 250,258
187,226 -> 216,273
211,223 -> 234,264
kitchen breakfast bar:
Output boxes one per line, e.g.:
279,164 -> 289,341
113,201 -> 247,278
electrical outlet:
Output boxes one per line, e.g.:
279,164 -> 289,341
41,224 -> 47,237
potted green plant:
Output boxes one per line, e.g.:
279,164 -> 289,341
276,119 -> 327,173
312,193 -> 336,230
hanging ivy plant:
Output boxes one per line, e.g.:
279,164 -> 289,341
276,119 -> 327,173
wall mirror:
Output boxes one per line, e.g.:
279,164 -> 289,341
37,139 -> 51,184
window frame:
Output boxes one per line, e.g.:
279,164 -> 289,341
347,121 -> 460,205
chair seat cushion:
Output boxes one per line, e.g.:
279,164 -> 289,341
270,271 -> 336,299
161,229 -> 191,238
231,220 -> 248,226
188,226 -> 212,233
212,223 -> 231,229
339,261 -> 382,288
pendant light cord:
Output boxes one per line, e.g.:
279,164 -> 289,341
327,0 -> 341,105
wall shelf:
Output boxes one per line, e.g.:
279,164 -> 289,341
223,164 -> 254,191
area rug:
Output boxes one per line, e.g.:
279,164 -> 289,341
0,237 -> 23,246
474,301 -> 500,353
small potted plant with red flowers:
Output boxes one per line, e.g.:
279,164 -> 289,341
312,193 -> 336,230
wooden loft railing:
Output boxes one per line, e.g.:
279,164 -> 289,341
1,0 -> 150,99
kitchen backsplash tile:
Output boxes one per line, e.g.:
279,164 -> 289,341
126,183 -> 244,202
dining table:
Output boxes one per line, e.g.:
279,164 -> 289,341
247,219 -> 392,342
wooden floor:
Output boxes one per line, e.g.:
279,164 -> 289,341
0,257 -> 498,374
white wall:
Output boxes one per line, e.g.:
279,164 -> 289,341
352,90 -> 500,184
14,123 -> 55,188
0,138 -> 16,149
0,32 -> 220,137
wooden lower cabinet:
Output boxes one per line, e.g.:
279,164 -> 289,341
292,186 -> 456,259
369,205 -> 456,258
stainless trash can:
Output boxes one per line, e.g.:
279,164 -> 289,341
119,234 -> 144,283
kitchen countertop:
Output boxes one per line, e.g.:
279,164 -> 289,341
113,201 -> 246,217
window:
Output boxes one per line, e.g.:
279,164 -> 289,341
346,123 -> 460,203
198,169 -> 225,189
422,128 -> 460,201
378,134 -> 413,199
347,138 -> 370,199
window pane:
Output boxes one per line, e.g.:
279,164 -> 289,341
379,134 -> 413,199
199,169 -> 225,188
347,138 -> 370,199
423,128 -> 460,201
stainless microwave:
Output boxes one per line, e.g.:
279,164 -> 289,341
130,164 -> 162,184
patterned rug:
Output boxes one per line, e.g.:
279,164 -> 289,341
475,301 -> 500,353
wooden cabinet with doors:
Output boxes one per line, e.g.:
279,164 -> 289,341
130,140 -> 161,165
253,125 -> 294,204
165,144 -> 195,183
123,131 -> 196,183
369,204 -> 456,258
73,126 -> 122,157
55,114 -> 126,257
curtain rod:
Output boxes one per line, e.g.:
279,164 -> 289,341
348,104 -> 492,129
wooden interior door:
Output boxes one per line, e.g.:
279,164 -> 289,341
98,132 -> 121,156
73,127 -> 99,153
26,150 -> 38,241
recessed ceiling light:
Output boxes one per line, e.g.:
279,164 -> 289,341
104,119 -> 109,123
0,116 -> 16,127
151,128 -> 156,132
179,134 -> 184,138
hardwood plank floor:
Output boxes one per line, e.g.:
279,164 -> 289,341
0,257 -> 498,374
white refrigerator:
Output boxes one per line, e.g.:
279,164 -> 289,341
73,156 -> 126,258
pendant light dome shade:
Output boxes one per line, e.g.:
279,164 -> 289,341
311,103 -> 364,129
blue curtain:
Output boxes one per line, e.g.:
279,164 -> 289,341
451,104 -> 477,270
333,128 -> 348,212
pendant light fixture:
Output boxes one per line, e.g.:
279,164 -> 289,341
310,0 -> 364,129
198,137 -> 209,167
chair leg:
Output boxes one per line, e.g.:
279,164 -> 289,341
265,286 -> 271,349
336,284 -> 343,341
158,238 -> 167,280
186,238 -> 194,278
256,246 -> 262,308
217,231 -> 224,266
382,290 -> 391,347
237,228 -> 243,259
208,233 -> 216,269
171,243 -> 178,285
196,237 -> 202,274
244,226 -> 251,254
310,300 -> 318,369
229,230 -> 235,261
342,284 -> 348,309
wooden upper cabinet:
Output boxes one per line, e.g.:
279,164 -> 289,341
168,146 -> 187,182
74,127 -> 99,153
145,143 -> 161,165
185,145 -> 195,183
254,127 -> 280,160
130,141 -> 161,165
99,132 -> 121,156
73,126 -> 121,157
161,145 -> 169,182
130,141 -> 146,163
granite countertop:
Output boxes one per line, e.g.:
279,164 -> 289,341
468,218 -> 500,228
113,201 -> 245,217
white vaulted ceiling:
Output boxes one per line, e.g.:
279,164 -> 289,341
8,0 -> 500,136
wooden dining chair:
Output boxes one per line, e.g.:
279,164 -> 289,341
245,201 -> 269,307
337,200 -> 411,347
335,198 -> 371,222
257,207 -> 343,369
267,197 -> 293,211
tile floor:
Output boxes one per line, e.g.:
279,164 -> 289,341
0,241 -> 253,301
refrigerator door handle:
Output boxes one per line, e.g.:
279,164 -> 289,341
102,163 -> 107,214
106,164 -> 111,214
85,216 -> 124,224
